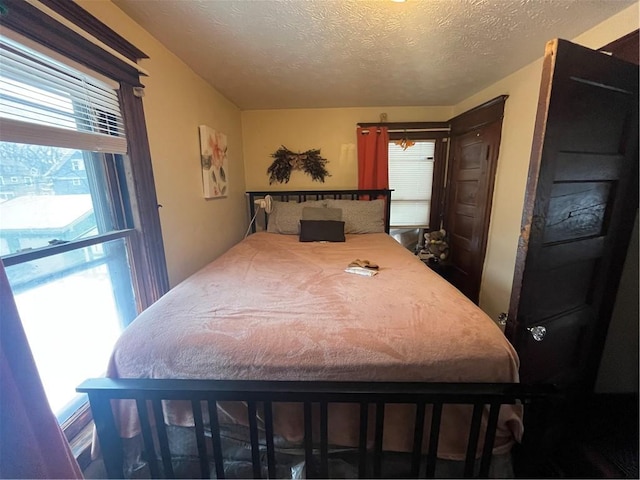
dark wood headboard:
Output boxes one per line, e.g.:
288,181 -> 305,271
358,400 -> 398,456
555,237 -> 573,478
246,189 -> 393,234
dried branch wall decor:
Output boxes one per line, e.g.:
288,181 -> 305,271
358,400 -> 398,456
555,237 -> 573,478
267,146 -> 330,184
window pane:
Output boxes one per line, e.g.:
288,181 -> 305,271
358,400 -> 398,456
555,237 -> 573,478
388,140 -> 435,228
391,200 -> 431,227
4,238 -> 136,421
0,34 -> 127,143
0,142 -> 118,255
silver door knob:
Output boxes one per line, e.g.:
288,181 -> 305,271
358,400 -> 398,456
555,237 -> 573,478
527,326 -> 546,341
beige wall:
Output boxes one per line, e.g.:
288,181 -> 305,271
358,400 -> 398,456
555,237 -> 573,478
77,1 -> 248,288
242,107 -> 452,191
452,3 -> 639,323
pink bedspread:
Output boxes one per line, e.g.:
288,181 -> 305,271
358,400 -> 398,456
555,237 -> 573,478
107,232 -> 521,459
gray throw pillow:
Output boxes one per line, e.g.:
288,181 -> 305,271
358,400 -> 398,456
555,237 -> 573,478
324,199 -> 385,234
266,200 -> 326,234
301,207 -> 342,221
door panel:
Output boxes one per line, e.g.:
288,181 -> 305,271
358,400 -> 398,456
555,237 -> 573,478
447,133 -> 487,301
453,211 -> 474,239
543,181 -> 612,243
522,261 -> 596,319
517,308 -> 593,385
459,140 -> 485,170
445,103 -> 505,304
506,39 -> 638,392
554,152 -> 624,181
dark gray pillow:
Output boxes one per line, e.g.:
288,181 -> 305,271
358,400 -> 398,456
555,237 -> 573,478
299,220 -> 346,242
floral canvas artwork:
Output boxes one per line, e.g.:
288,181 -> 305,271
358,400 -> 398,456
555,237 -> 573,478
199,125 -> 228,198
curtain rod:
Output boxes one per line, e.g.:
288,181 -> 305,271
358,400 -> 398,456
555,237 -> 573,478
388,128 -> 450,133
359,128 -> 451,133
24,0 -> 150,77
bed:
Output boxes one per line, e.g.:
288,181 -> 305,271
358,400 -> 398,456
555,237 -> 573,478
78,189 -> 553,479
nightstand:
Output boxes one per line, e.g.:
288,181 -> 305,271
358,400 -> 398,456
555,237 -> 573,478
422,257 -> 453,281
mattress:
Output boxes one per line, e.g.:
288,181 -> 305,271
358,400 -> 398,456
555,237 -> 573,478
107,232 -> 522,460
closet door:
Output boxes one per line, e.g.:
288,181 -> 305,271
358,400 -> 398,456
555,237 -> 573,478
506,39 -> 638,392
444,96 -> 505,304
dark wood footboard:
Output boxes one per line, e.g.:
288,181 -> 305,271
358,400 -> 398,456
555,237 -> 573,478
77,379 -> 556,479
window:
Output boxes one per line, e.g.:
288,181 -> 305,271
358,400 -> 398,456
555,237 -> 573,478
388,140 -> 436,228
370,123 -> 449,252
0,1 -> 169,447
0,34 -> 140,423
71,159 -> 83,171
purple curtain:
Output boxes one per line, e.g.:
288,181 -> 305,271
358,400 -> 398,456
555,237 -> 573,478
0,260 -> 83,478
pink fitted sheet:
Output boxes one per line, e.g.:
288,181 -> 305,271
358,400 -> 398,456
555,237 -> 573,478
107,232 -> 521,460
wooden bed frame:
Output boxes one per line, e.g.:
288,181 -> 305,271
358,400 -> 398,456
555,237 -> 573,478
246,189 -> 394,234
77,189 -> 557,478
77,378 -> 555,479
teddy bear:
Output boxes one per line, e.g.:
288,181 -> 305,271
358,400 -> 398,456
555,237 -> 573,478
420,229 -> 450,262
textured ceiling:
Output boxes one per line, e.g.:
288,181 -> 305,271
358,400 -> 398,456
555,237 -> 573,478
113,0 -> 635,110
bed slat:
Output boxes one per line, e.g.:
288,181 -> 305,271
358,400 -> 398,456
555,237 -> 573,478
151,399 -> 174,479
410,401 -> 426,477
358,402 -> 369,479
248,401 -> 261,479
207,400 -> 225,479
86,395 -> 123,478
319,402 -> 329,478
373,402 -> 385,478
263,401 -> 276,479
478,402 -> 502,478
463,403 -> 485,478
136,399 -> 160,478
191,400 -> 210,479
303,402 -> 314,478
426,402 -> 443,478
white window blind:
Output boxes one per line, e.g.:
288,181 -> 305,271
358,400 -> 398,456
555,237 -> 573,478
388,140 -> 435,228
0,34 -> 127,154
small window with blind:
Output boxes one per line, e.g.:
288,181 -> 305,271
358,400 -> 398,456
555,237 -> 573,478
388,140 -> 436,250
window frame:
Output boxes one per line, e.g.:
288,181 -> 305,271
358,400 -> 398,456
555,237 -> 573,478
1,0 -> 169,309
388,139 -> 437,229
1,0 -> 169,465
359,122 -> 450,231
392,138 -> 447,232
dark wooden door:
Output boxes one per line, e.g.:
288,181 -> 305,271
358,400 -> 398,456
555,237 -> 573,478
444,97 -> 505,303
505,39 -> 639,393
